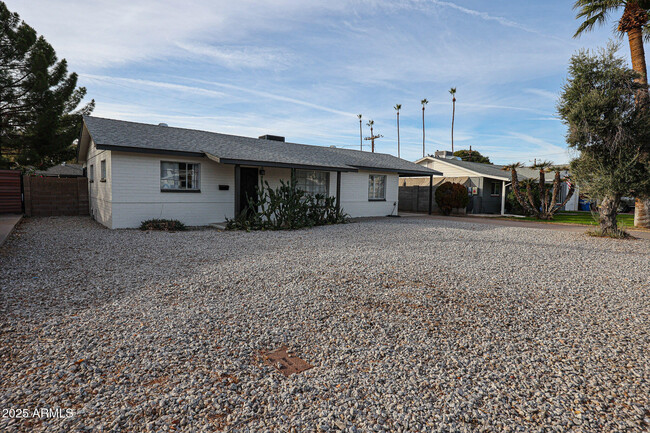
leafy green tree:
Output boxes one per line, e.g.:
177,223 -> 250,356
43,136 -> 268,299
558,45 -> 650,235
453,149 -> 491,164
0,1 -> 93,169
573,0 -> 650,227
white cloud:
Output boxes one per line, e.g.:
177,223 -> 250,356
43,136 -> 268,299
524,88 -> 559,101
175,43 -> 293,69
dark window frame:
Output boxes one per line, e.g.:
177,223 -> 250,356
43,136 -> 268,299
160,161 -> 201,192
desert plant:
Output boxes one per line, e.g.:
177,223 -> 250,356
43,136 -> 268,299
502,164 -> 575,219
435,182 -> 469,215
140,219 -> 187,231
226,178 -> 348,230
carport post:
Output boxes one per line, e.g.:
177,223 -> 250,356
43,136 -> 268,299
501,180 -> 506,215
336,171 -> 341,213
428,175 -> 433,215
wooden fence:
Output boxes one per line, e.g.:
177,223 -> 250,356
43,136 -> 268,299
0,169 -> 23,214
23,176 -> 88,217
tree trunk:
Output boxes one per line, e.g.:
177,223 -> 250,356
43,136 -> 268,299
599,194 -> 621,235
549,171 -> 560,211
451,99 -> 455,153
359,120 -> 363,151
422,108 -> 425,158
526,183 -> 537,212
396,112 -> 400,158
627,26 -> 648,87
636,197 -> 650,227
539,170 -> 547,214
510,170 -> 537,216
624,14 -> 650,228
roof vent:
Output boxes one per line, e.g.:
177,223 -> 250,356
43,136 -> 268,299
158,123 -> 168,127
258,134 -> 285,142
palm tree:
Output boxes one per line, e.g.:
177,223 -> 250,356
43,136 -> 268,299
532,160 -> 554,214
449,88 -> 457,153
421,99 -> 429,157
357,114 -> 363,151
574,0 -> 650,227
394,104 -> 402,158
502,163 -> 536,216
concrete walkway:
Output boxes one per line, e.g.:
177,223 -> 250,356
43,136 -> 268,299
0,214 -> 22,247
400,213 -> 650,240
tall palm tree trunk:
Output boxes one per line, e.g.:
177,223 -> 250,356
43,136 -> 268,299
396,112 -> 400,158
619,2 -> 650,228
451,99 -> 455,153
422,108 -> 425,158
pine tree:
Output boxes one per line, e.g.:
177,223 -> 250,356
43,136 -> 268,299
0,1 -> 94,169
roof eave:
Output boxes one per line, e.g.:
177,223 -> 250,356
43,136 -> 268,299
214,156 -> 356,172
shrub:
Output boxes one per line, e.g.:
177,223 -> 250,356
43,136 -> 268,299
226,178 -> 348,231
140,219 -> 187,231
586,227 -> 631,239
435,182 -> 469,215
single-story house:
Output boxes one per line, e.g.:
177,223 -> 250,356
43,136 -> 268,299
34,162 -> 84,178
403,151 -> 578,215
77,116 -> 441,229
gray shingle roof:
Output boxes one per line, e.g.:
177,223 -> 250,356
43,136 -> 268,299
428,157 -> 539,181
35,163 -> 84,177
83,116 -> 440,176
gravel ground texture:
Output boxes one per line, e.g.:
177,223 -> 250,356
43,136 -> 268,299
1,216 -> 649,433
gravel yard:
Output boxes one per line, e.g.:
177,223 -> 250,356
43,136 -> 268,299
1,216 -> 649,433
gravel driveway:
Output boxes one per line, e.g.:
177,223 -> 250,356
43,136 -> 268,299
1,216 -> 649,432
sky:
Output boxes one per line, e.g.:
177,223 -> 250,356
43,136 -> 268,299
9,0 -> 623,165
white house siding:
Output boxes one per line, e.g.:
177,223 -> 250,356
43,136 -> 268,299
340,171 -> 399,217
86,139 -> 112,227
109,152 -> 235,229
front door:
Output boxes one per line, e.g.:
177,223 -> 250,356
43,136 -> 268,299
238,167 -> 259,216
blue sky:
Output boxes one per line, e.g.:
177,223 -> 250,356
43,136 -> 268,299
11,0 -> 622,164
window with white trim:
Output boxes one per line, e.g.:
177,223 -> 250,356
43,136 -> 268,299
160,162 -> 200,191
295,170 -> 329,196
89,164 -> 94,182
368,175 -> 386,201
100,160 -> 106,182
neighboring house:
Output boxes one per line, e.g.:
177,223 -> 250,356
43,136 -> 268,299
405,151 -> 578,215
34,162 -> 84,178
77,116 -> 441,229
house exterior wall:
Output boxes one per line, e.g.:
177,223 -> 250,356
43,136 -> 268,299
109,152 -> 235,229
86,139 -> 112,227
424,160 -> 470,178
86,152 -> 401,228
480,178 -> 503,214
340,171 -> 399,217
